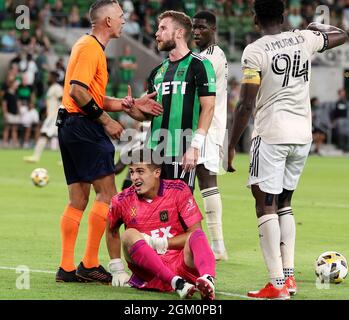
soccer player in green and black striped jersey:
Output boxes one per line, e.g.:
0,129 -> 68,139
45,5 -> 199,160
129,11 -> 216,191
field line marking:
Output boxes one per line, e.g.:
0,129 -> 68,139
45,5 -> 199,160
216,291 -> 254,299
0,266 -> 55,274
0,265 -> 252,299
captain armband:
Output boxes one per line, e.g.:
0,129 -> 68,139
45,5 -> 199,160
241,68 -> 261,85
80,98 -> 103,120
319,32 -> 329,53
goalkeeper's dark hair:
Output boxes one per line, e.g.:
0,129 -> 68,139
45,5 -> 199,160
193,11 -> 216,27
254,0 -> 285,27
130,149 -> 162,171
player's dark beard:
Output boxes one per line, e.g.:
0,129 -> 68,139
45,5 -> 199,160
158,38 -> 176,52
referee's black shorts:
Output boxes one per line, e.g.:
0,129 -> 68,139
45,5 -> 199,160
58,114 -> 115,185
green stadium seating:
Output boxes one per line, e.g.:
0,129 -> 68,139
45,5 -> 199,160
1,18 -> 16,30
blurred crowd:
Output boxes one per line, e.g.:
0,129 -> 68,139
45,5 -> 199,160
2,1 -> 349,57
1,0 -> 348,60
0,0 -> 349,152
0,49 -> 65,149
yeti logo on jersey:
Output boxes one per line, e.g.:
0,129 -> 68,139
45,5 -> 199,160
150,226 -> 174,238
159,210 -> 169,222
154,81 -> 187,95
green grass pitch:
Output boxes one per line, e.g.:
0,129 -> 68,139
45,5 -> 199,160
0,149 -> 348,300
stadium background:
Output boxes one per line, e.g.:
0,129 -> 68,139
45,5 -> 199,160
0,0 -> 348,300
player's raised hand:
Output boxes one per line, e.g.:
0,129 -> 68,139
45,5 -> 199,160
121,85 -> 135,110
135,91 -> 163,116
108,259 -> 130,287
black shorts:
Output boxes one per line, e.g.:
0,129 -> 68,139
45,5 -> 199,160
160,160 -> 196,193
58,114 -> 115,185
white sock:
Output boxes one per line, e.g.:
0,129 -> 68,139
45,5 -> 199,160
258,214 -> 284,287
171,276 -> 181,290
201,187 -> 225,253
33,136 -> 47,160
270,277 -> 285,288
283,268 -> 294,278
278,207 -> 296,272
50,137 -> 59,150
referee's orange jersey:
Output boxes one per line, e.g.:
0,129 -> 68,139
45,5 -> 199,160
62,35 -> 108,113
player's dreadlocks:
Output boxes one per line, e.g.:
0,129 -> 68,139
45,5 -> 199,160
254,0 -> 285,27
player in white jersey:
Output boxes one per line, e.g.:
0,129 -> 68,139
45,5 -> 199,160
193,11 -> 229,261
24,71 -> 63,163
228,0 -> 348,299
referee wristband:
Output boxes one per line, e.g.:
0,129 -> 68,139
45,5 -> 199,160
80,98 -> 103,120
191,132 -> 206,150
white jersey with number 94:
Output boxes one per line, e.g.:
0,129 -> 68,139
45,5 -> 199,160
241,30 -> 327,144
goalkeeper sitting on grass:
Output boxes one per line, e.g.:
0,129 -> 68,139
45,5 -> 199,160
106,150 -> 216,300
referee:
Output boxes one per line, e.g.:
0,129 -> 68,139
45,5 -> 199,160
56,0 -> 162,283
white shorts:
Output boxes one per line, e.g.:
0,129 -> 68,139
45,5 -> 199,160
20,106 -> 39,128
248,136 -> 311,194
198,133 -> 224,174
41,116 -> 58,138
5,113 -> 21,125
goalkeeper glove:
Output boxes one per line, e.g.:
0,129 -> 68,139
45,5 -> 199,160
142,233 -> 168,255
108,258 -> 130,287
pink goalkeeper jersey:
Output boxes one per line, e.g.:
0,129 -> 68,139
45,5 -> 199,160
108,179 -> 203,243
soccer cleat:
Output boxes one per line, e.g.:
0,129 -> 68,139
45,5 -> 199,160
55,267 -> 81,283
247,282 -> 290,300
285,276 -> 297,295
23,155 -> 39,163
196,275 -> 215,300
213,250 -> 229,261
75,262 -> 112,284
174,278 -> 196,299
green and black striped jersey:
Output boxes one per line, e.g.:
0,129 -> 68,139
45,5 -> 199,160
147,51 -> 216,157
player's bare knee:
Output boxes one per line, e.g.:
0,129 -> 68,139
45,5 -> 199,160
69,198 -> 88,211
121,228 -> 142,249
254,192 -> 278,218
95,193 -> 114,205
93,175 -> 117,203
68,183 -> 90,210
95,186 -> 117,204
